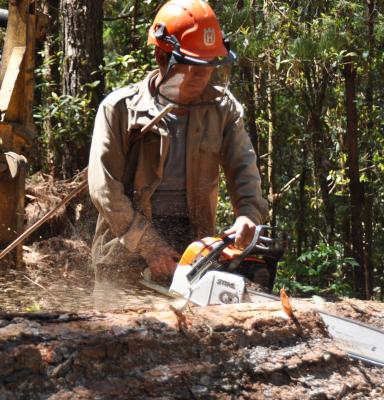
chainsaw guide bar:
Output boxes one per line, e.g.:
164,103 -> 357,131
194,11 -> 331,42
231,289 -> 384,368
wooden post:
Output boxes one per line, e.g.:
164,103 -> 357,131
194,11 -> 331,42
0,1 -> 46,265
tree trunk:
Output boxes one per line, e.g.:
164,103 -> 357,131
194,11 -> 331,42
61,0 -> 104,104
44,0 -> 61,176
240,60 -> 259,158
363,0 -> 375,298
60,0 -> 104,177
309,111 -> 335,242
337,111 -> 353,282
1,303 -> 370,399
267,56 -> 277,226
131,0 -> 140,49
301,65 -> 334,243
254,64 -> 264,173
297,145 -> 308,257
263,0 -> 277,225
236,1 -> 260,171
343,57 -> 366,299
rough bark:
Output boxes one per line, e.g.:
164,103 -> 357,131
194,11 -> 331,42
60,0 -> 104,177
44,0 -> 61,176
61,0 -> 104,104
1,301 -> 384,399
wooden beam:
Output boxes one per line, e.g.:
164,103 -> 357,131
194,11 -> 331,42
0,46 -> 26,116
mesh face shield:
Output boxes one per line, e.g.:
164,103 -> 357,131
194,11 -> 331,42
156,61 -> 233,107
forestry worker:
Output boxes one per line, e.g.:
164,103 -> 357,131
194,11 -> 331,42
88,0 -> 269,285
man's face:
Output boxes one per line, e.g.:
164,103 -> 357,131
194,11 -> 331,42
158,64 -> 215,105
178,65 -> 214,103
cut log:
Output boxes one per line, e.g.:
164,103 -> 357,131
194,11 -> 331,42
1,302 -> 383,399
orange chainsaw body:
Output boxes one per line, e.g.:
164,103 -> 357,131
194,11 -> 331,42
178,237 -> 266,267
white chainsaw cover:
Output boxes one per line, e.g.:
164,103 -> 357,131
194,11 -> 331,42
169,265 -> 246,306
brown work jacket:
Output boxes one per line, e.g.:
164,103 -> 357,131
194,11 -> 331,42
88,71 -> 268,267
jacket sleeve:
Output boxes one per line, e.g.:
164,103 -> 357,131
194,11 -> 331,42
88,99 -> 150,252
220,98 -> 269,225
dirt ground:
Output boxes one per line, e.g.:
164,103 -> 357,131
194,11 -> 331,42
1,174 -> 384,399
0,233 -> 172,313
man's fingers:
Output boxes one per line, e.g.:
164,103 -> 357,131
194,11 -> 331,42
224,224 -> 237,235
234,223 -> 248,246
226,216 -> 258,248
236,224 -> 256,247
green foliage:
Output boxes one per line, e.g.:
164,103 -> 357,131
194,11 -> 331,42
216,0 -> 384,299
291,36 -> 319,61
103,51 -> 155,91
275,242 -> 358,297
34,52 -> 96,172
34,91 -> 95,149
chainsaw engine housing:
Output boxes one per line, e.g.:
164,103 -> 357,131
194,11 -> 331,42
170,267 -> 246,306
169,228 -> 285,306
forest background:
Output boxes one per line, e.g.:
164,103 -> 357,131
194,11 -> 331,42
1,0 -> 383,301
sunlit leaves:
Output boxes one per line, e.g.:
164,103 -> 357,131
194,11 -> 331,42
275,241 -> 357,296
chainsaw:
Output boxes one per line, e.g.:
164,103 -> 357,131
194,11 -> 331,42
141,225 -> 285,306
169,225 -> 285,305
140,227 -> 384,367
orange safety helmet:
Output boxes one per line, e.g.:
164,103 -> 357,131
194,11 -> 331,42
148,0 -> 228,59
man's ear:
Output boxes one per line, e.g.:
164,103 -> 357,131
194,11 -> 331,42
155,46 -> 170,70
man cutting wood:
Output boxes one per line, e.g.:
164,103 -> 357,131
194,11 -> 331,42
88,0 -> 268,286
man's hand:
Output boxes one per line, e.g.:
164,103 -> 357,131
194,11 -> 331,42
144,243 -> 180,279
224,216 -> 258,248
136,225 -> 181,280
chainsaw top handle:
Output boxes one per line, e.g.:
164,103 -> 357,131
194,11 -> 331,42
225,225 -> 266,272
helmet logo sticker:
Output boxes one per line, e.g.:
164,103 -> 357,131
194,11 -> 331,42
203,28 -> 215,46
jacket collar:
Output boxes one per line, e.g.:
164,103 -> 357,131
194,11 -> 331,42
129,70 -> 161,117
